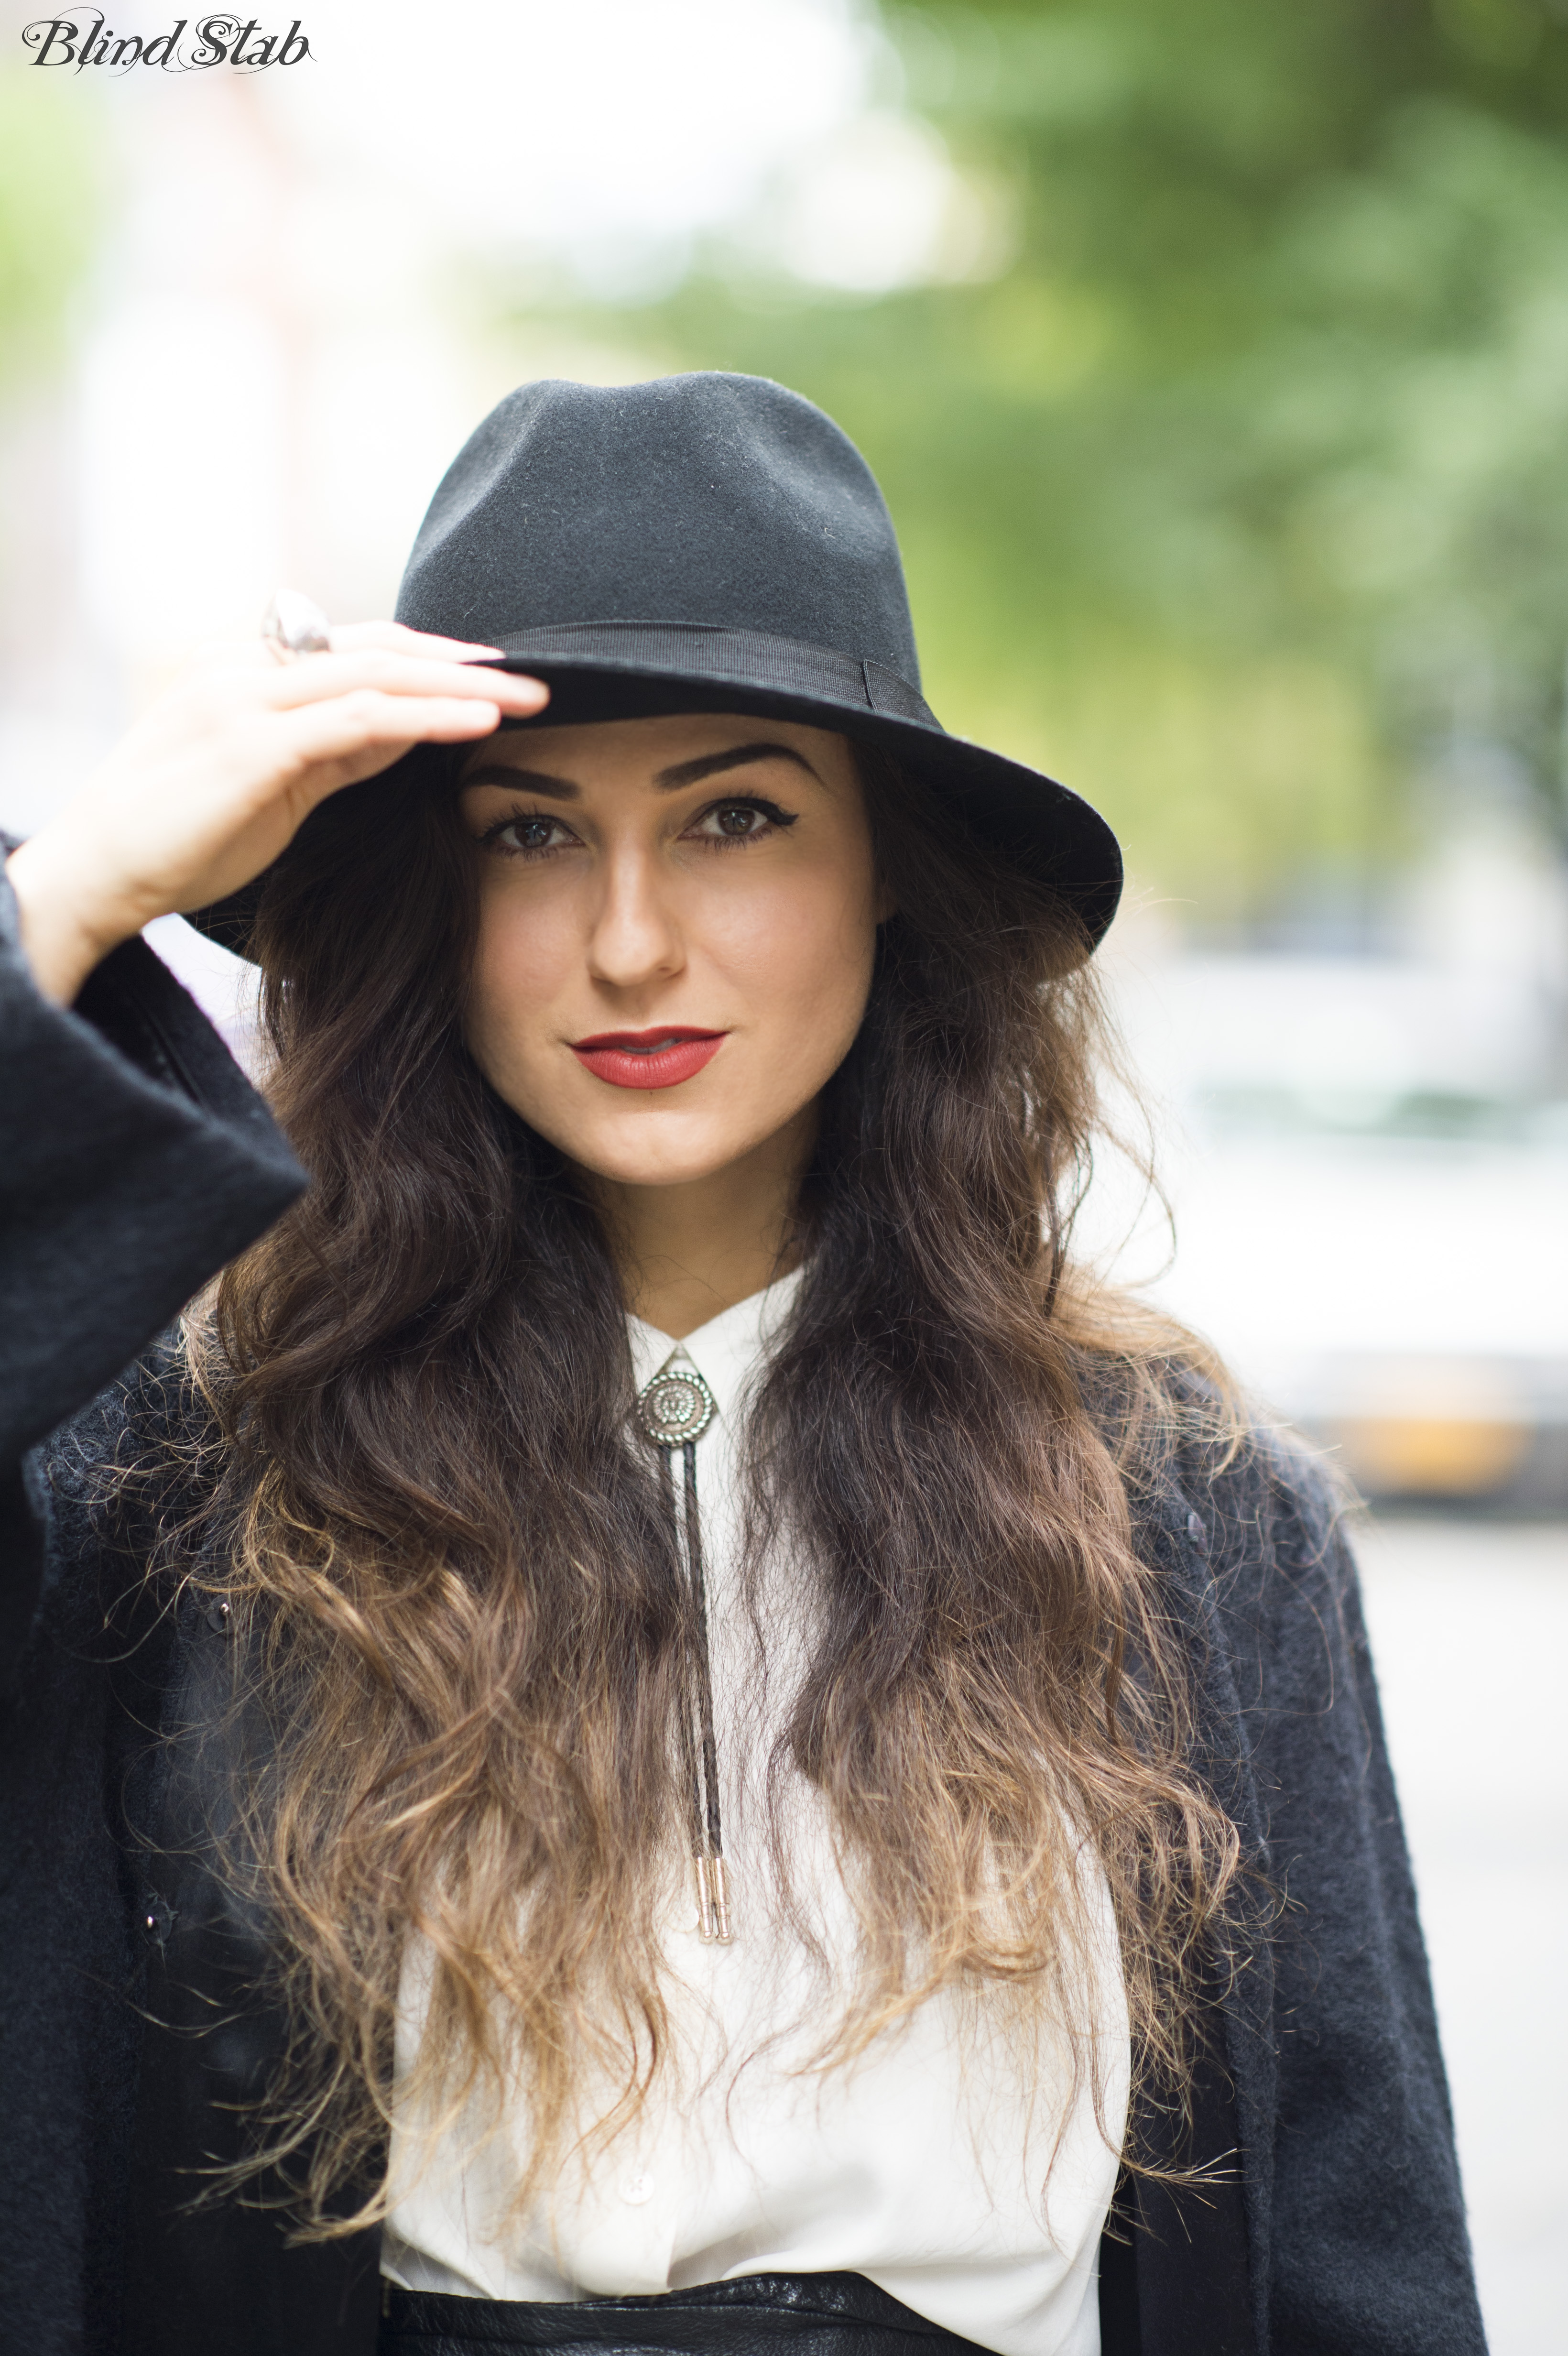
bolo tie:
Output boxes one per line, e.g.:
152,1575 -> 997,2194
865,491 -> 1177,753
634,1351 -> 733,1944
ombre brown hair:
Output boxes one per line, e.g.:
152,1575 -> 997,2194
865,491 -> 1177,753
182,735 -> 1241,2233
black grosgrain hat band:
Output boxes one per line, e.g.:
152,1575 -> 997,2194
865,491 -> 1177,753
488,621 -> 937,725
189,372 -> 1122,955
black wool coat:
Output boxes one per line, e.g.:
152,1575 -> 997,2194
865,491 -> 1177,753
0,873 -> 1488,2356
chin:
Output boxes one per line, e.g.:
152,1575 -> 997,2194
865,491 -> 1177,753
514,1096 -> 757,1189
571,1122 -> 756,1189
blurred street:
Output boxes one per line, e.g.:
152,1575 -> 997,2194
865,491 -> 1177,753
1357,1516 -> 1568,2356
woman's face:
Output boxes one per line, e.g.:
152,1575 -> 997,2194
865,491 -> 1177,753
457,712 -> 882,1189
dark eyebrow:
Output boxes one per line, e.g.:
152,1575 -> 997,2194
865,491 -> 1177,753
460,763 -> 580,801
459,742 -> 819,803
651,742 -> 820,792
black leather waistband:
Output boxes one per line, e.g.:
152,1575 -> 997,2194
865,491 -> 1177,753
379,2273 -> 993,2356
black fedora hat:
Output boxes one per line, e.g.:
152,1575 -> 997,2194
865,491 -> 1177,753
193,373 -> 1120,953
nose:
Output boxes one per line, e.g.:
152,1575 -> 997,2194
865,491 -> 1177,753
584,842 -> 686,991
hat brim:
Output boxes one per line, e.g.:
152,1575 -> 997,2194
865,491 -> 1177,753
187,647 -> 1121,958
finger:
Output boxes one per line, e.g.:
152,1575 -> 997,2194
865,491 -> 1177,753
263,648 -> 547,713
191,624 -> 499,669
281,690 -> 509,772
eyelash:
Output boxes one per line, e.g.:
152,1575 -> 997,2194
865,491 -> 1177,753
476,796 -> 799,860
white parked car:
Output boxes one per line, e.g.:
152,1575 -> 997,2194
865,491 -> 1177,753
1095,949 -> 1568,1510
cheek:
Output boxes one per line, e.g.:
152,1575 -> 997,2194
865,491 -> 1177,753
717,862 -> 878,1055
464,889 -> 574,1077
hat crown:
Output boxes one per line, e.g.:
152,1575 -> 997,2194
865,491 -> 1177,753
395,372 -> 921,691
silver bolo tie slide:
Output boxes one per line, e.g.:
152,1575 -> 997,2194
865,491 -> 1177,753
634,1353 -> 732,1944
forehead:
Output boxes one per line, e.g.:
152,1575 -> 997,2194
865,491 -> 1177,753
458,709 -> 852,786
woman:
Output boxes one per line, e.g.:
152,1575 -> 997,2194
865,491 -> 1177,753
0,375 -> 1483,2356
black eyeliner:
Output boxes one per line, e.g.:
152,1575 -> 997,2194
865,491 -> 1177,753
701,796 -> 798,828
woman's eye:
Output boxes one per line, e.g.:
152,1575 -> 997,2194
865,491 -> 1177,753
481,812 -> 574,857
691,798 -> 795,845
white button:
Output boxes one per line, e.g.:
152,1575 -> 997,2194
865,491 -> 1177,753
620,2172 -> 654,2206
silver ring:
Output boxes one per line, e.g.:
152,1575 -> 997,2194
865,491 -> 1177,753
261,589 -> 332,663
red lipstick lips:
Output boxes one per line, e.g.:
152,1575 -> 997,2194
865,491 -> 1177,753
571,1027 -> 726,1091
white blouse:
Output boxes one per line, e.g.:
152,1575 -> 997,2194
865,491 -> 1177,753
382,1273 -> 1128,2356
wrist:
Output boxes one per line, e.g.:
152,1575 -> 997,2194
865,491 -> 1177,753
4,838 -> 140,1006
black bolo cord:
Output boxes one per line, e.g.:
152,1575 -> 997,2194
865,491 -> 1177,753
636,1357 -> 732,1943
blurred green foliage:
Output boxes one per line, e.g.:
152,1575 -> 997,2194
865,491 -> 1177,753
0,69 -> 100,380
569,0 -> 1568,922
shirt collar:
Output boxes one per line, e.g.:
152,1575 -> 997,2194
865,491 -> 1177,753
627,1266 -> 805,1429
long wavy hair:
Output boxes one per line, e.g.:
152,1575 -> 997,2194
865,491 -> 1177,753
179,734 -> 1242,2234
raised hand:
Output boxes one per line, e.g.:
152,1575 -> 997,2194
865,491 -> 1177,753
5,620 -> 548,1003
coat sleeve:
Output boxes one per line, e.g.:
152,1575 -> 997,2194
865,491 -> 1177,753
0,864 -> 305,1656
1209,1443 -> 1488,2356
